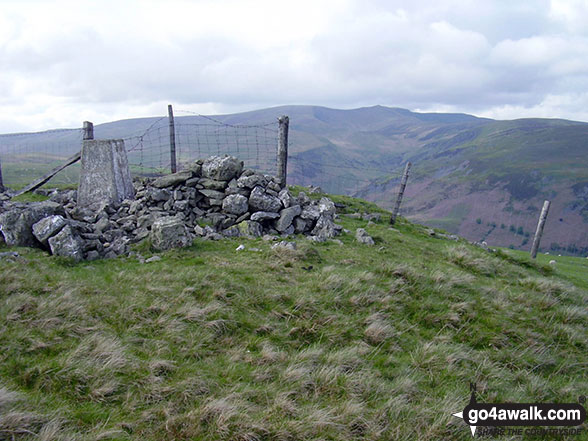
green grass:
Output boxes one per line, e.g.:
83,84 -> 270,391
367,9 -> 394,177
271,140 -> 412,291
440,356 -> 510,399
0,200 -> 587,440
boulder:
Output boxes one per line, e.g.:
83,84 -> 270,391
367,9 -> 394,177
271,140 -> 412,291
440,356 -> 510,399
250,211 -> 280,221
0,201 -> 63,247
199,189 -> 226,200
199,178 -> 227,191
237,174 -> 267,189
249,186 -> 282,213
271,241 -> 297,251
150,217 -> 192,251
48,225 -> 84,261
202,156 -> 243,181
222,194 -> 249,215
237,220 -> 263,238
32,215 -> 67,246
152,170 -> 193,188
275,205 -> 301,232
311,214 -> 342,239
318,197 -> 336,217
355,228 -> 375,245
278,189 -> 295,208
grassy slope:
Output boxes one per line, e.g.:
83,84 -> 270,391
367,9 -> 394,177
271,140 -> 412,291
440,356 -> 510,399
0,195 -> 587,441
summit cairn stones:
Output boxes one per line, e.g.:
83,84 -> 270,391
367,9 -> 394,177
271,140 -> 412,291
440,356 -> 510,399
78,139 -> 135,208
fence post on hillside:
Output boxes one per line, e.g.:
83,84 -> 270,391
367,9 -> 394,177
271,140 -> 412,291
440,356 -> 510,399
390,162 -> 411,225
277,115 -> 289,188
168,104 -> 177,174
83,121 -> 94,140
0,159 -> 4,191
530,200 -> 551,259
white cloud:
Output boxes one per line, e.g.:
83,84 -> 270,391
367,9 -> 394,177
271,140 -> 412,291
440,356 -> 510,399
0,0 -> 588,131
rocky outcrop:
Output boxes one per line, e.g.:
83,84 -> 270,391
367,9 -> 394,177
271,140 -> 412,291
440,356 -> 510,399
0,155 -> 343,260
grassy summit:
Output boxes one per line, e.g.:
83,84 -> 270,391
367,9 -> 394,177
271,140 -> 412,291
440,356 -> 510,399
0,193 -> 586,440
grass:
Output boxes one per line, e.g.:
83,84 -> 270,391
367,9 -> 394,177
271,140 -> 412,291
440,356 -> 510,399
0,196 -> 587,440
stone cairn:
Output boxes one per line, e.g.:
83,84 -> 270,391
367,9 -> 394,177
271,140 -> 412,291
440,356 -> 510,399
0,156 -> 342,261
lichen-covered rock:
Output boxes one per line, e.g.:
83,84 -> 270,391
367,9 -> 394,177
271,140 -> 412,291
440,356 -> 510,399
32,215 -> 67,246
250,211 -> 280,221
0,201 -> 64,247
249,186 -> 282,213
202,156 -> 243,181
150,217 -> 192,251
311,214 -> 342,239
318,197 -> 336,216
278,189 -> 295,208
237,220 -> 263,238
237,174 -> 267,189
222,194 -> 249,215
355,228 -> 375,245
48,225 -> 84,261
275,205 -> 301,232
152,170 -> 194,188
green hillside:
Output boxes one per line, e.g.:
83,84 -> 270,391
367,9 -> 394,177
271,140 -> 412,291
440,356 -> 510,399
1,194 -> 586,441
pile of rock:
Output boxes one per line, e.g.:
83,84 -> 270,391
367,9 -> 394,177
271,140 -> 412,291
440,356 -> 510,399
0,155 -> 342,261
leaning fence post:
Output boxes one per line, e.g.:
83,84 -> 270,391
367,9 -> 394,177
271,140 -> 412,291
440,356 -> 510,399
390,162 -> 411,225
530,200 -> 551,259
83,121 -> 94,140
277,115 -> 289,188
168,104 -> 177,174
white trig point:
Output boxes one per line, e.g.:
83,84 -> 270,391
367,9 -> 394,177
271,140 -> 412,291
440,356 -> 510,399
77,139 -> 135,207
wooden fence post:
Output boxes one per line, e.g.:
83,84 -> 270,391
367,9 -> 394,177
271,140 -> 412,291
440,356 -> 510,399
277,115 -> 289,188
530,200 -> 551,259
83,121 -> 94,140
168,104 -> 177,174
0,159 -> 4,191
390,162 -> 411,225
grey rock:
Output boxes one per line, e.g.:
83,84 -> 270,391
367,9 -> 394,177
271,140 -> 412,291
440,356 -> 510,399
278,189 -> 295,208
173,200 -> 190,212
293,217 -> 307,233
200,178 -> 227,191
221,227 -> 240,237
222,194 -> 249,215
250,211 -> 280,221
150,188 -> 171,202
199,189 -> 226,200
146,256 -> 162,263
282,225 -> 295,235
235,212 -> 250,224
249,186 -> 282,213
363,213 -> 381,222
86,250 -> 100,261
48,225 -> 84,261
185,177 -> 200,187
173,189 -> 183,200
150,217 -> 193,251
237,220 -> 263,238
300,205 -> 320,221
32,215 -> 67,246
308,185 -> 322,194
237,174 -> 267,189
152,170 -> 193,188
355,228 -> 375,246
318,197 -> 336,217
275,205 -> 301,232
297,191 -> 311,206
271,241 -> 297,251
128,200 -> 142,214
0,201 -> 64,247
267,181 -> 281,193
202,156 -> 243,181
311,214 -> 342,239
186,161 -> 202,176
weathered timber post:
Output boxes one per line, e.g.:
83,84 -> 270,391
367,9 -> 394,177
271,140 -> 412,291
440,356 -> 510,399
83,121 -> 94,140
277,115 -> 289,188
530,200 -> 551,259
0,159 -> 4,191
168,104 -> 177,174
390,162 -> 411,225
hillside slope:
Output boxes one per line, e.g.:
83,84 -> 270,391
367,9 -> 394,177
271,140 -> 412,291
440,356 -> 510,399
0,195 -> 586,441
1,105 -> 587,254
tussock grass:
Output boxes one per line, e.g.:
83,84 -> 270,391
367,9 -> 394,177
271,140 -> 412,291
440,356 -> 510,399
1,200 -> 587,440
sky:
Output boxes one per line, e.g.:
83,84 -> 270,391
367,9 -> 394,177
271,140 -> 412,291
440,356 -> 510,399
1,0 -> 588,132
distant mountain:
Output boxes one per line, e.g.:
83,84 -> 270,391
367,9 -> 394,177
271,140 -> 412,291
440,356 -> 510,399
0,105 -> 586,255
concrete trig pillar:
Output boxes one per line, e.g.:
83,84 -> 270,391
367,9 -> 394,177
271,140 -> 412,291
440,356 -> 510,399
77,139 -> 135,207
